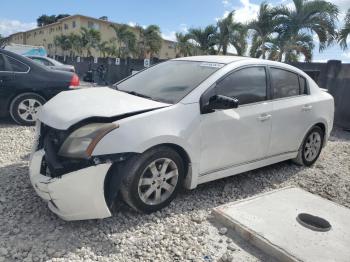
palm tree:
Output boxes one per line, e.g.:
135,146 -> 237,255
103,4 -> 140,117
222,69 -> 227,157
110,24 -> 137,58
175,32 -> 193,57
188,25 -> 217,54
143,25 -> 163,58
216,11 -> 247,55
98,41 -> 109,58
338,9 -> 350,50
68,33 -> 83,57
268,32 -> 314,62
274,0 -> 338,51
248,2 -> 277,59
229,20 -> 248,56
53,35 -> 72,57
134,25 -> 163,58
80,27 -> 101,57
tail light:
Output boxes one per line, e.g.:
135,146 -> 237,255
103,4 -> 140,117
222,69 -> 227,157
69,74 -> 80,88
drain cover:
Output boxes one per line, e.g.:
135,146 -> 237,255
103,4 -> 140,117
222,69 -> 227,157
296,213 -> 331,232
213,187 -> 350,262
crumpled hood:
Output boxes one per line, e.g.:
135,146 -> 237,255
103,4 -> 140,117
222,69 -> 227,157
38,87 -> 170,129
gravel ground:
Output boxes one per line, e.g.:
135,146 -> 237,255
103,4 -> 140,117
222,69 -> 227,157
0,119 -> 350,262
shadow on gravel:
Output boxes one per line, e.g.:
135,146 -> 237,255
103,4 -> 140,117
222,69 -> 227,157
0,117 -> 16,127
0,158 -> 302,260
330,127 -> 350,142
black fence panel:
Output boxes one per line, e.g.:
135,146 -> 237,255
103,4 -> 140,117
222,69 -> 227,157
290,60 -> 350,130
53,56 -> 165,85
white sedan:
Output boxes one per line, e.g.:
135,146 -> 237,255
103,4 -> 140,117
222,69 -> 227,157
29,56 -> 334,221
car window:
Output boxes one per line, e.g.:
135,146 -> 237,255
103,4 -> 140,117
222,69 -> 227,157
271,68 -> 300,99
6,56 -> 29,73
0,55 -> 6,71
299,76 -> 308,95
32,57 -> 51,66
117,61 -> 223,104
215,67 -> 267,105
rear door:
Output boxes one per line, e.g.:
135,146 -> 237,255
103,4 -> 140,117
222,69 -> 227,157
0,54 -> 15,113
268,67 -> 314,155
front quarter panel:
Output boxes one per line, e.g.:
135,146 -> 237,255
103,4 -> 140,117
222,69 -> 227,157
92,103 -> 201,165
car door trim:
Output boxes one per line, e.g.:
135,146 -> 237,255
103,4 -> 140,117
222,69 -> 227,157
267,65 -> 310,98
199,64 -> 272,114
0,54 -> 30,74
199,150 -> 298,177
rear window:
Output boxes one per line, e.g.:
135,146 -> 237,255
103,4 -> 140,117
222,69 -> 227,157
271,68 -> 301,99
6,55 -> 29,72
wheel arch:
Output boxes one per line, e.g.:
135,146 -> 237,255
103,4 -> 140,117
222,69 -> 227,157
312,121 -> 328,147
8,91 -> 47,111
103,142 -> 194,209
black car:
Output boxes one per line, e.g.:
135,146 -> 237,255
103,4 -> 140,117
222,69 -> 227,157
0,49 -> 80,125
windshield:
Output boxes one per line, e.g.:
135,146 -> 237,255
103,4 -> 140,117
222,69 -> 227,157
116,60 -> 223,104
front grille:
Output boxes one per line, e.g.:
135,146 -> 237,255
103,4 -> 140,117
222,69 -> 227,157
38,124 -> 69,153
38,123 -> 92,178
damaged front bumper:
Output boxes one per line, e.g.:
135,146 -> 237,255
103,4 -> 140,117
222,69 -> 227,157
29,149 -> 112,221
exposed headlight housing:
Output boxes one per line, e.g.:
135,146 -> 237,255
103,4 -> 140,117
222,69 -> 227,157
58,123 -> 118,159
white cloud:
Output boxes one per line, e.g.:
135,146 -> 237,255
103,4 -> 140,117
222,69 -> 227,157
343,51 -> 350,59
179,23 -> 188,33
222,0 -> 230,7
234,0 -> 259,23
333,0 -> 350,10
127,21 -> 136,27
0,19 -> 36,37
218,0 -> 259,24
312,59 -> 329,63
161,31 -> 177,41
161,23 -> 188,41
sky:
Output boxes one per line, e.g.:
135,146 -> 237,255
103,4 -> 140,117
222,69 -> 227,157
1,0 -> 350,62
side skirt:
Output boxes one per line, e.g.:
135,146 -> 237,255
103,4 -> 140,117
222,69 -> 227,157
197,151 -> 298,185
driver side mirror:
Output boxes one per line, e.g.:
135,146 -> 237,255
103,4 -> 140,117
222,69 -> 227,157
207,95 -> 239,111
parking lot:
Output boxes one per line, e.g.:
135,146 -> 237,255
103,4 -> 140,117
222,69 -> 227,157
0,121 -> 350,262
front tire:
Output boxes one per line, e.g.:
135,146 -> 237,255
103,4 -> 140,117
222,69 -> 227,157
9,93 -> 45,126
120,146 -> 184,213
293,126 -> 324,166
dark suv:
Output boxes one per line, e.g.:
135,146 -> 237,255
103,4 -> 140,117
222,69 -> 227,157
0,49 -> 80,125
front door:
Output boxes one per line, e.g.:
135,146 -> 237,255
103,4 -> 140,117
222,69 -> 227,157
199,66 -> 272,175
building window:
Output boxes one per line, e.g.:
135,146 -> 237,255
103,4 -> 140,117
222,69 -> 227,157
88,21 -> 100,30
72,21 -> 76,28
64,24 -> 69,30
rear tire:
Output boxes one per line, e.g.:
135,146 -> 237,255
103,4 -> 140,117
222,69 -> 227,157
120,146 -> 184,213
293,126 -> 324,166
9,93 -> 45,126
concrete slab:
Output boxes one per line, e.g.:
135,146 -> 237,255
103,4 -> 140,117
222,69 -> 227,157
213,187 -> 350,262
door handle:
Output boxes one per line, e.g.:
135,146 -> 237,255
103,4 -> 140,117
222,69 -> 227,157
302,105 -> 312,112
257,113 -> 271,122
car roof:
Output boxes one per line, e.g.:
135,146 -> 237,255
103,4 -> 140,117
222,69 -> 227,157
173,55 -> 248,64
173,55 -> 308,75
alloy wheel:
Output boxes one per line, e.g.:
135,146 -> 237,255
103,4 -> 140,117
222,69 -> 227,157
138,158 -> 179,205
17,98 -> 42,122
304,131 -> 322,162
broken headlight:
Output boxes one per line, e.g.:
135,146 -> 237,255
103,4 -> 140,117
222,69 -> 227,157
58,123 -> 118,159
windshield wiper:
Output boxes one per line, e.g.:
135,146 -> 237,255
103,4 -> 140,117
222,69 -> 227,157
122,90 -> 154,100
